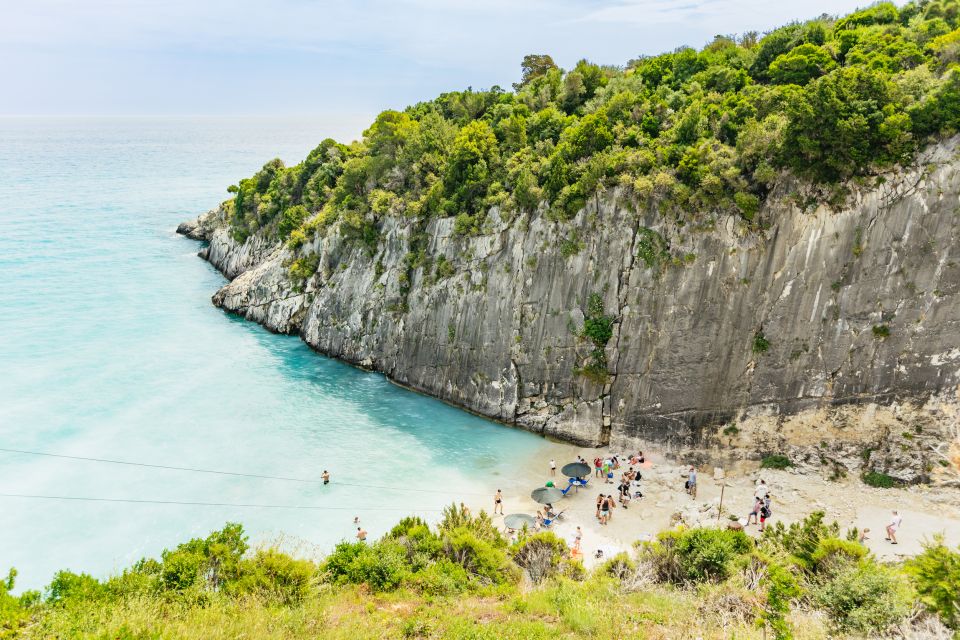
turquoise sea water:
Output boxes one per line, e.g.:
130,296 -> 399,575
0,117 -> 545,590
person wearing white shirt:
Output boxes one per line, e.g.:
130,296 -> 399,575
755,479 -> 769,500
885,510 -> 903,544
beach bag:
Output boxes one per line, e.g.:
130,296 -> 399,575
760,506 -> 770,518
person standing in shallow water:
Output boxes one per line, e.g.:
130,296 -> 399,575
356,527 -> 367,541
494,489 -> 503,515
322,470 -> 330,485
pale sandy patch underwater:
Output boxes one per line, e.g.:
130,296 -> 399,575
0,117 -> 548,590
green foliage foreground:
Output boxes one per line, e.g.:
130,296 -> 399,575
2,508 -> 959,639
225,0 -> 960,287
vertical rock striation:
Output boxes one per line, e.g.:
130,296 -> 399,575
180,140 -> 960,483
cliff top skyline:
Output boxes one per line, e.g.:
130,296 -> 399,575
6,0 -> 872,119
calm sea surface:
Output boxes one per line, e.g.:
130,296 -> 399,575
0,117 -> 545,590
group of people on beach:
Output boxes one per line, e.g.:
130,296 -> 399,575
595,493 -> 617,524
334,452 -> 907,555
593,451 -> 645,483
746,478 -> 773,531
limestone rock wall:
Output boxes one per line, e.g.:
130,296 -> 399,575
180,140 -> 960,483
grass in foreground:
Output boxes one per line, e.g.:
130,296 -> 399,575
3,506 -> 958,639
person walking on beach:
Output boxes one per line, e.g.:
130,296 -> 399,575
885,510 -> 902,544
755,479 -> 768,500
759,495 -> 772,532
747,496 -> 761,525
594,457 -> 602,478
494,489 -> 504,515
549,459 -> 556,476
596,493 -> 605,520
356,527 -> 367,541
322,470 -> 330,485
618,479 -> 631,509
686,466 -> 697,499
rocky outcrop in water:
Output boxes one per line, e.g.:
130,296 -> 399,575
180,140 -> 960,484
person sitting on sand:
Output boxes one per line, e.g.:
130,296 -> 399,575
885,510 -> 902,544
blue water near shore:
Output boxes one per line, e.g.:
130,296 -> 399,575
0,117 -> 545,590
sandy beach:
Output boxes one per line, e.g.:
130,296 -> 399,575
465,439 -> 960,568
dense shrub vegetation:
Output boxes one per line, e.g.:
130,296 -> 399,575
761,454 -> 794,469
224,0 -> 960,289
3,509 -> 959,638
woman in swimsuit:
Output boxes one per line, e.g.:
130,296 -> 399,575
494,489 -> 503,515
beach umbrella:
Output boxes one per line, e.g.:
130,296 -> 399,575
531,486 -> 565,504
504,513 -> 536,529
561,462 -> 591,478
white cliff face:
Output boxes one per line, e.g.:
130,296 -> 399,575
181,139 -> 960,484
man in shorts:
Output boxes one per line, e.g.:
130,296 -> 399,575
747,496 -> 761,525
322,470 -> 330,485
686,466 -> 697,498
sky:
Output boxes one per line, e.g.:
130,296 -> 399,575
3,0 -> 880,134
